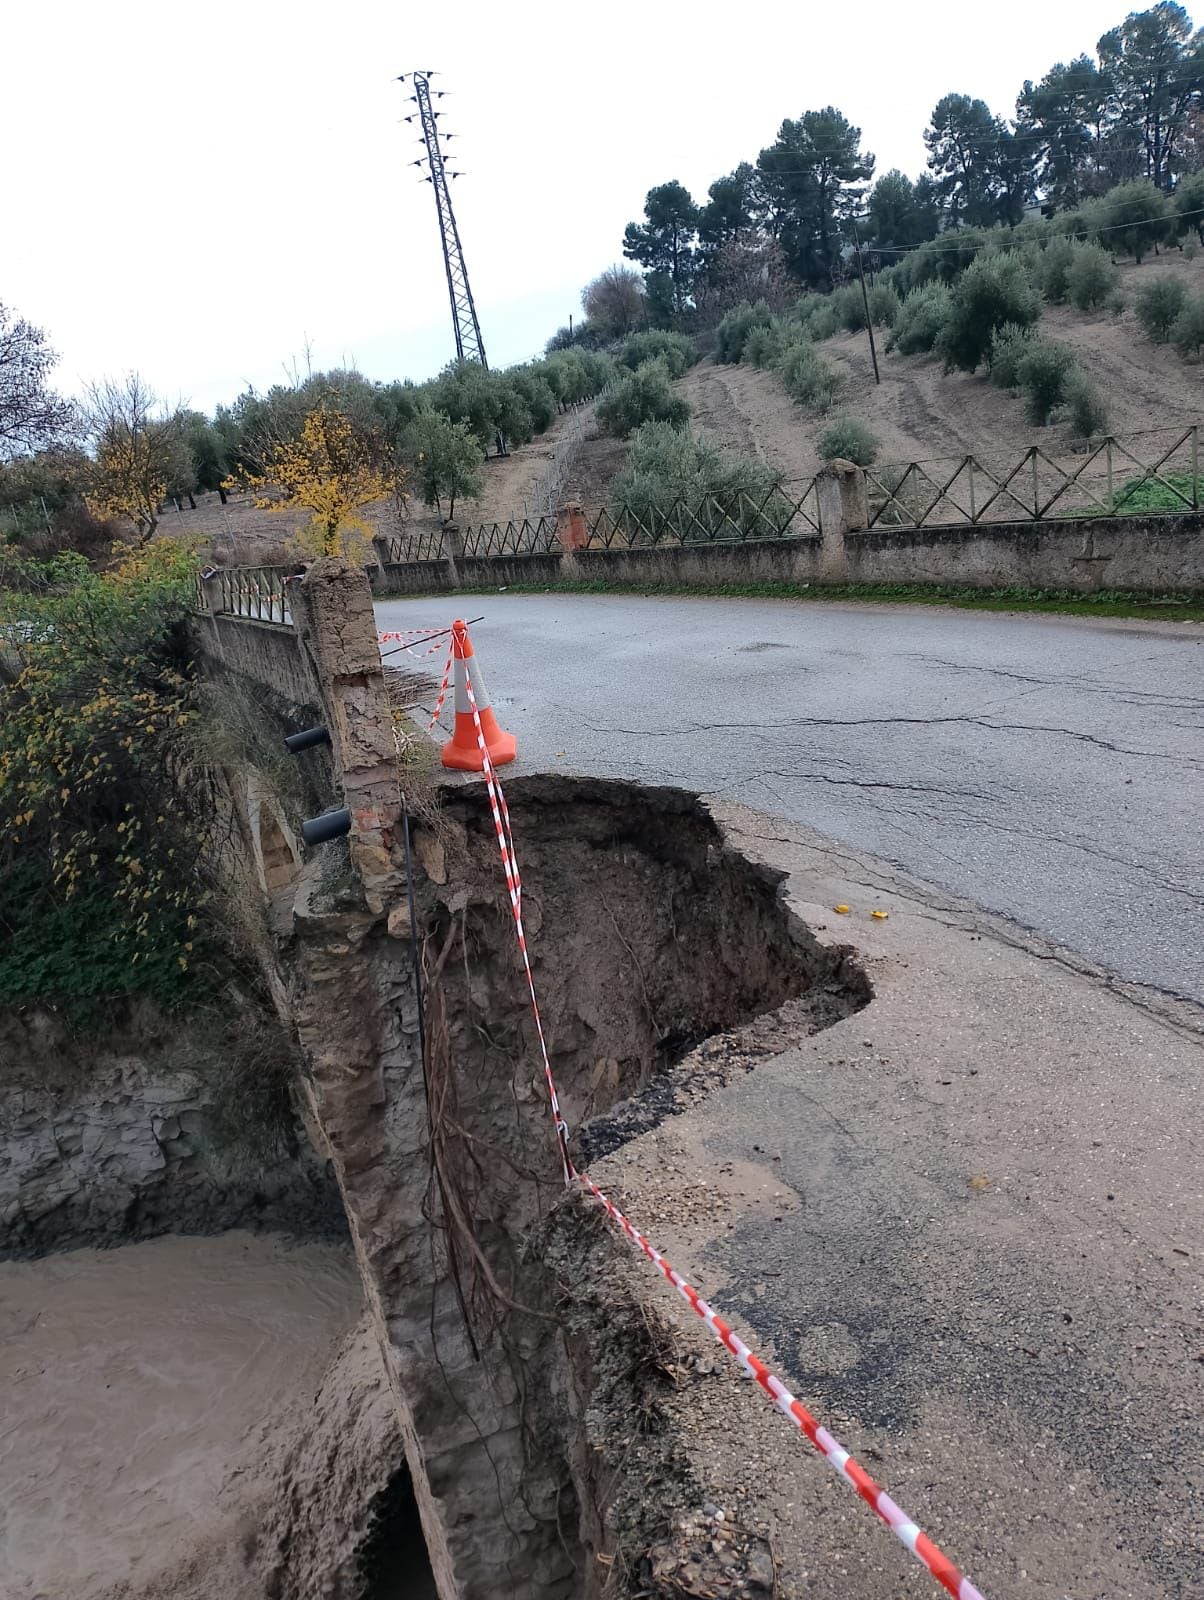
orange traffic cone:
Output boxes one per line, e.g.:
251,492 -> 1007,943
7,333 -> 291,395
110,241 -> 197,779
441,619 -> 518,771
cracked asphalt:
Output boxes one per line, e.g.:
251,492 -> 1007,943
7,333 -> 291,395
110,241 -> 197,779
375,594 -> 1203,1001
587,811 -> 1204,1600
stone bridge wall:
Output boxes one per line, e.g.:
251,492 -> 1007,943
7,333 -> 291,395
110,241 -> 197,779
193,609 -> 323,718
188,562 -> 566,1598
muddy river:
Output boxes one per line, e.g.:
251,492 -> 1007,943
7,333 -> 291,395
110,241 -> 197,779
0,1232 -> 361,1600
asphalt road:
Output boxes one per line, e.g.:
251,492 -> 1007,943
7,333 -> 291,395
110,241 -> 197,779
376,594 -> 1204,1002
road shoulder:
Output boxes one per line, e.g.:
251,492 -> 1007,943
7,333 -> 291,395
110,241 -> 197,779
553,803 -> 1202,1599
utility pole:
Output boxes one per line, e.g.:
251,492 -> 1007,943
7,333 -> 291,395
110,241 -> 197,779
398,70 -> 488,370
851,221 -> 880,386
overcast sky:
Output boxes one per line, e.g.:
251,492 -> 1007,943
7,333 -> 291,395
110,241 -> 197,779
5,0 -> 1137,414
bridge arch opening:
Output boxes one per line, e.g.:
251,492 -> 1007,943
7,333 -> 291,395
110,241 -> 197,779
246,776 -> 302,901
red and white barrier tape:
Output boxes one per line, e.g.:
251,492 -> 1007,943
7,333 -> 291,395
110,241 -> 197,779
573,1168 -> 984,1600
426,639 -> 455,733
379,631 -> 448,659
456,628 -> 985,1600
461,656 -> 565,1176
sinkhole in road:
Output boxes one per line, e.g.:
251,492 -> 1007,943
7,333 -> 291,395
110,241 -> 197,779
373,777 -> 873,1598
423,776 -> 874,1159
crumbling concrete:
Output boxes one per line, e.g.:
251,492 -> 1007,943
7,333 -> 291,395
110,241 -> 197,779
291,561 -> 404,911
18,552 -> 1200,1600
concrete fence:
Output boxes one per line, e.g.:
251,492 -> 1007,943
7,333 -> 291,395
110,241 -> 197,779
371,462 -> 1204,598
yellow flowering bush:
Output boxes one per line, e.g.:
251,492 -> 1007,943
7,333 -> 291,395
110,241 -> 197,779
0,541 -> 215,1019
229,402 -> 404,561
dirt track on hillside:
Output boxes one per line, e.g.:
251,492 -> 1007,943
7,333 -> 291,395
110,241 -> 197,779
170,403 -> 590,564
681,251 -> 1204,484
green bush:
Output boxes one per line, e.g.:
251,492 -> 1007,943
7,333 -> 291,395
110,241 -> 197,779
715,301 -> 776,363
575,350 -> 620,394
867,284 -> 901,328
541,352 -> 590,406
1113,470 -> 1204,512
1059,370 -> 1110,442
829,284 -> 867,333
1106,286 -> 1128,318
775,341 -> 815,399
776,341 -> 844,413
409,409 -> 484,518
492,380 -> 535,449
937,254 -> 1041,373
894,228 -> 991,292
1103,180 -> 1171,262
1170,295 -> 1204,358
1173,172 -> 1204,244
1040,237 -> 1114,309
1037,236 -> 1077,304
816,414 -> 879,465
742,323 -> 788,369
1018,340 -> 1078,425
540,349 -> 616,406
596,359 -> 690,439
507,370 -> 558,433
424,361 -> 502,447
1134,276 -> 1188,343
620,330 -> 695,379
989,323 -> 1038,389
797,299 -> 842,341
1184,237 -> 1200,262
611,421 -> 787,531
1066,245 -> 1118,311
1055,198 -> 1109,249
0,543 -> 221,1022
887,283 -> 953,354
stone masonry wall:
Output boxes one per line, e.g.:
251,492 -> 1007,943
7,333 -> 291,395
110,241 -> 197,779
194,611 -> 324,714
0,1013 -> 341,1259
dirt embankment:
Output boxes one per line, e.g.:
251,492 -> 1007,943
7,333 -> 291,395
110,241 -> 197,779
680,250 -> 1204,484
170,403 -> 592,565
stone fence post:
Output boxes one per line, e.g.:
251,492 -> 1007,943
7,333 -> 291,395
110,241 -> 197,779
441,520 -> 464,559
815,460 -> 868,581
556,500 -> 588,550
291,559 -> 402,911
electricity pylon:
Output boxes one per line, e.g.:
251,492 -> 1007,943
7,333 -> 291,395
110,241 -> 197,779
398,70 -> 488,369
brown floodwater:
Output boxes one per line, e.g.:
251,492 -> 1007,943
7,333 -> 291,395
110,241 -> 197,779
0,1232 -> 361,1600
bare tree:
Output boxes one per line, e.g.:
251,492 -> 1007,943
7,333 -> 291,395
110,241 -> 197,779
693,236 -> 794,321
84,374 -> 187,542
0,303 -> 76,458
582,266 -> 646,338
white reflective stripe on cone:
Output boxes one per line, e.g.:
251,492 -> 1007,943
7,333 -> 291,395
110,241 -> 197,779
453,653 -> 471,714
466,654 -> 493,711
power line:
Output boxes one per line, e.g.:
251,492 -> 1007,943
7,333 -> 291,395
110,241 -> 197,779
736,131 -> 1201,174
697,103 -> 1204,176
854,200 -> 1204,258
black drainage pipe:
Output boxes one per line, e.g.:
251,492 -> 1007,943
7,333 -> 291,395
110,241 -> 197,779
302,807 -> 352,846
284,725 -> 331,754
